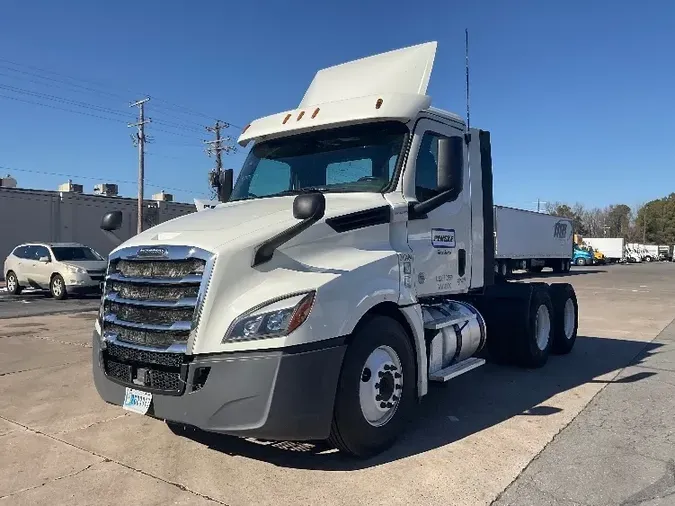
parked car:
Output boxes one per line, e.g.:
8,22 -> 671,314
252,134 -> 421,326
3,242 -> 107,299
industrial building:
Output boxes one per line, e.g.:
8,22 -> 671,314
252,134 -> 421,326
0,175 -> 196,273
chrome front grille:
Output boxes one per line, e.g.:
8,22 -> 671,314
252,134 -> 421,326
100,245 -> 215,353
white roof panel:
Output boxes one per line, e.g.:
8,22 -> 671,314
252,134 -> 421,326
299,41 -> 438,107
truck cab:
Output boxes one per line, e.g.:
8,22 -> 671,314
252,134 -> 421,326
92,42 -> 579,458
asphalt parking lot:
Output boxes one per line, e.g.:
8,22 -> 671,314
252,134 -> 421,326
0,289 -> 100,319
1,263 -> 674,505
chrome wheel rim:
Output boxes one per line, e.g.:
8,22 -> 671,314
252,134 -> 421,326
6,275 -> 16,292
52,278 -> 63,297
359,345 -> 403,427
535,305 -> 551,351
563,298 -> 575,339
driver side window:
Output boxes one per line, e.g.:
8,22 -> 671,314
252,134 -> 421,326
415,132 -> 442,202
414,130 -> 463,202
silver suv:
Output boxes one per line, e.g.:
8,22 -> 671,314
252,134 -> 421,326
3,242 -> 107,299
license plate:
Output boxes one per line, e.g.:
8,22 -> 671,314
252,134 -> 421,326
123,387 -> 152,415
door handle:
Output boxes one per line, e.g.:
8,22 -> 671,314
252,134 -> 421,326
458,248 -> 466,277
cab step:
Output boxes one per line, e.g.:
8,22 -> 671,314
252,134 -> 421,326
429,357 -> 486,382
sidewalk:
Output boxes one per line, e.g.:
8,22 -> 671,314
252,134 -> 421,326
494,319 -> 675,505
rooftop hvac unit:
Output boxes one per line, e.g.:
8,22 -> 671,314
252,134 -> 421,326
0,174 -> 17,188
152,190 -> 173,202
94,183 -> 119,196
58,180 -> 83,193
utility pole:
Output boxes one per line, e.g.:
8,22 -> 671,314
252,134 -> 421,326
205,120 -> 235,197
129,98 -> 151,234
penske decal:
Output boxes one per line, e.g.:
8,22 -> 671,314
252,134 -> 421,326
431,228 -> 456,249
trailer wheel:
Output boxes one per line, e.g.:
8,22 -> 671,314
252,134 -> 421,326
549,283 -> 578,354
515,284 -> 553,368
329,314 -> 416,458
552,259 -> 569,274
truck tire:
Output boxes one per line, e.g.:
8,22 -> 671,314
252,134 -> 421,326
5,271 -> 22,295
576,257 -> 586,266
329,314 -> 416,458
549,283 -> 578,354
515,284 -> 553,368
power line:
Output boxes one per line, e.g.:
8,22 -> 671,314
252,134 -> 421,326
0,82 -> 134,119
0,58 -> 241,128
0,93 -> 130,123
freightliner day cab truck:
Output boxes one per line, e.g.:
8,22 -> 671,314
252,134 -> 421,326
92,42 -> 580,458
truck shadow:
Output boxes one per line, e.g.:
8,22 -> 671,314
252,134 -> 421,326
171,335 -> 661,470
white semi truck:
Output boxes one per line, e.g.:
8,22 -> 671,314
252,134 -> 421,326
92,42 -> 579,458
493,205 -> 573,277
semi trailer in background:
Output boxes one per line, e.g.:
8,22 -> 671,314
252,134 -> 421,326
493,206 -> 573,276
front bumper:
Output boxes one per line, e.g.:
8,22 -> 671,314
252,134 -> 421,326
66,274 -> 103,292
92,330 -> 346,441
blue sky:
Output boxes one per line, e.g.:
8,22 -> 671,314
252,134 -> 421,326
0,0 -> 672,211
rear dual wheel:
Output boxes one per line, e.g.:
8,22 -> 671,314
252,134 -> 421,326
499,282 -> 578,368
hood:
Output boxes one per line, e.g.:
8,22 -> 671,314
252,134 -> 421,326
115,192 -> 390,254
61,260 -> 107,270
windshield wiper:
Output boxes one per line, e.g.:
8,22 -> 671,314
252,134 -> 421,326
273,187 -> 331,196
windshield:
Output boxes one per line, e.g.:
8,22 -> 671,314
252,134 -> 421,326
52,246 -> 103,262
230,121 -> 409,201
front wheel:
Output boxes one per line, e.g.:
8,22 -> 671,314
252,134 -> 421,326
329,314 -> 416,458
50,274 -> 68,300
576,257 -> 586,266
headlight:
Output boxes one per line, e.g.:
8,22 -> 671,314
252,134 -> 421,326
223,291 -> 315,343
66,265 -> 86,274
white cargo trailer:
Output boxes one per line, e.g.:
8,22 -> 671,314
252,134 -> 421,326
494,205 -> 573,277
583,238 -> 625,263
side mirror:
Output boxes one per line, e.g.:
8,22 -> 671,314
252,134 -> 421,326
210,169 -> 234,203
38,256 -> 50,263
252,192 -> 327,267
293,192 -> 326,220
101,211 -> 123,232
437,136 -> 464,192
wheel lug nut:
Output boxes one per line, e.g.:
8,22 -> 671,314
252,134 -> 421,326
395,384 -> 402,390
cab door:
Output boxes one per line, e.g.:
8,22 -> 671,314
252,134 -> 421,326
402,118 -> 471,297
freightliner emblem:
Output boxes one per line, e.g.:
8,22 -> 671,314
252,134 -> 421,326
136,247 -> 169,258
